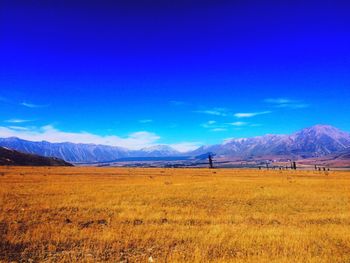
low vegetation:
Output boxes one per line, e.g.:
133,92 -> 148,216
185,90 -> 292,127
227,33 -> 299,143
0,167 -> 349,262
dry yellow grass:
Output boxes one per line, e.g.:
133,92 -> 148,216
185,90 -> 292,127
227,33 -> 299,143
0,167 -> 350,262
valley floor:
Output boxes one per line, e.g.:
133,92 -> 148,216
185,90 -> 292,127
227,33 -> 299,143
0,167 -> 350,262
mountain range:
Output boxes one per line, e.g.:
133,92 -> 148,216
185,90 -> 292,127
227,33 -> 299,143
0,125 -> 349,164
0,137 -> 182,163
191,125 -> 350,159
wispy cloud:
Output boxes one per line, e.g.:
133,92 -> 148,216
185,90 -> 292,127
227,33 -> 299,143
195,108 -> 229,116
201,120 -> 216,128
4,119 -> 32,123
211,128 -> 227,132
7,126 -> 30,131
0,125 -> 160,150
202,119 -> 256,130
139,119 -> 153,124
264,98 -> 291,104
264,98 -> 308,109
201,120 -> 228,131
228,121 -> 248,126
234,111 -> 271,118
21,102 -> 49,108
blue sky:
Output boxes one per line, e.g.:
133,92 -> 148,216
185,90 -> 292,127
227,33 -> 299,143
1,1 -> 349,151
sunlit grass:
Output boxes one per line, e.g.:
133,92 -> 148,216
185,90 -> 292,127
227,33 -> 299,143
0,167 -> 349,262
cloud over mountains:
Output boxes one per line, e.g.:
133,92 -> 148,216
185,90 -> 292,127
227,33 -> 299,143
0,125 -> 199,152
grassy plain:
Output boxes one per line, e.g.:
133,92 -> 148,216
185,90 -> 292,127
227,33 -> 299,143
0,167 -> 350,262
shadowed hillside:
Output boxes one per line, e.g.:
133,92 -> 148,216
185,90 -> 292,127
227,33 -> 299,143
0,147 -> 73,166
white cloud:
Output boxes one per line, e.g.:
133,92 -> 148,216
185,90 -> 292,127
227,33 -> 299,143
234,111 -> 271,118
264,98 -> 308,109
228,121 -> 248,126
169,142 -> 201,152
195,108 -> 229,116
21,102 -> 49,108
264,98 -> 292,104
139,119 -> 153,123
201,120 -> 228,131
7,126 -> 30,131
201,120 -> 216,128
5,119 -> 32,123
279,103 -> 308,109
211,128 -> 227,132
0,125 -> 161,150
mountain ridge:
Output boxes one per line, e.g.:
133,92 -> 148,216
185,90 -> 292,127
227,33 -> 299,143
190,125 -> 350,159
0,125 -> 349,163
0,138 -> 183,163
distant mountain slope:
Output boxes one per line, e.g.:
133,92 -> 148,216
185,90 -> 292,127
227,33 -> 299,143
139,145 -> 181,157
0,138 -> 182,163
0,125 -> 349,163
0,137 -> 132,163
298,147 -> 350,168
190,125 -> 350,159
0,147 -> 72,166
290,125 -> 350,156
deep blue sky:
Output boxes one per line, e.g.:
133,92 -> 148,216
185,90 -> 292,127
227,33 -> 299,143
1,1 -> 349,150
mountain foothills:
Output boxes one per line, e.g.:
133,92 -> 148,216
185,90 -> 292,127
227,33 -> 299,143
0,125 -> 349,164
298,147 -> 350,168
0,147 -> 72,166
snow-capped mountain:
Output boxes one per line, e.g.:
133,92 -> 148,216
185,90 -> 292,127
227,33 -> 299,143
190,125 -> 350,159
0,138 -> 181,163
138,145 -> 181,157
0,125 -> 349,163
0,137 -> 132,163
289,125 -> 350,156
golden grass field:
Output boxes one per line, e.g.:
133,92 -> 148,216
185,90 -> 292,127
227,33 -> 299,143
0,167 -> 350,262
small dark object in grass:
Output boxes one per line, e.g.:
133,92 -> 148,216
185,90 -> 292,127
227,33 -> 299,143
79,220 -> 94,228
97,219 -> 107,225
160,218 -> 168,224
133,219 -> 143,225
